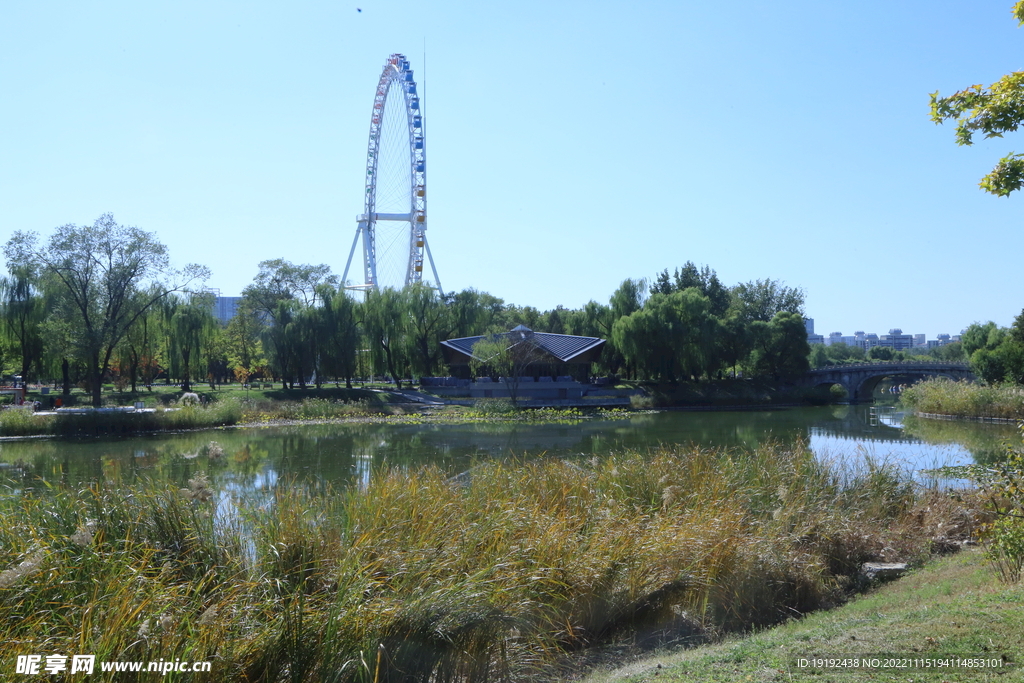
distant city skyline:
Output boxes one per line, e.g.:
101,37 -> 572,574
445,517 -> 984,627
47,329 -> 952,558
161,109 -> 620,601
805,319 -> 962,348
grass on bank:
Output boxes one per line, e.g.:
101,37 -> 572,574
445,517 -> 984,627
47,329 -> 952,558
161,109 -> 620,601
902,377 -> 1024,420
22,383 -> 389,410
0,389 -> 634,438
638,380 -> 844,408
0,444 -> 981,682
584,547 -> 1023,683
0,394 -> 392,437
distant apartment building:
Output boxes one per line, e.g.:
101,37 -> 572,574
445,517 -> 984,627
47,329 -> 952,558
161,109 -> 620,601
853,331 -> 879,349
826,331 -> 859,347
805,318 -> 825,345
879,328 -> 914,350
211,295 -> 242,324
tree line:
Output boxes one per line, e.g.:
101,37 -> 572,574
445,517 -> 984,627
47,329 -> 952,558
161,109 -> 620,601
2,215 -> 813,406
955,316 -> 1024,385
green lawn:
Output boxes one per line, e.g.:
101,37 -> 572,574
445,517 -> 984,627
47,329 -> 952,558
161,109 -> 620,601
583,548 -> 1023,682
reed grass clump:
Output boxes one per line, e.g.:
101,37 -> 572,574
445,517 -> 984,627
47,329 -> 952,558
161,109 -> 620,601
902,377 -> 1024,419
279,397 -> 385,420
0,444 -> 976,681
42,399 -> 246,436
0,407 -> 50,436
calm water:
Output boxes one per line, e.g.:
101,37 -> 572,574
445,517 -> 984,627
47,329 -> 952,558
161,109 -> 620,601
0,406 -> 1017,494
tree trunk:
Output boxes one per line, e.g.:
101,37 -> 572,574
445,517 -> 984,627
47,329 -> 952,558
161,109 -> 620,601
90,352 -> 103,407
181,348 -> 192,392
129,355 -> 139,393
62,358 -> 71,397
382,344 -> 402,390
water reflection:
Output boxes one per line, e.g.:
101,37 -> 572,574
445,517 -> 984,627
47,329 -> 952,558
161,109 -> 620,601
0,406 -> 1012,495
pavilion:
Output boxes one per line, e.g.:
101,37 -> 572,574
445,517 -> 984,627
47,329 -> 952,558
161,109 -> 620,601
439,325 -> 605,382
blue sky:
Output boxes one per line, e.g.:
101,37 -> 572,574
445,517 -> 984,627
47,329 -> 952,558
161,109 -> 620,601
2,0 -> 1022,339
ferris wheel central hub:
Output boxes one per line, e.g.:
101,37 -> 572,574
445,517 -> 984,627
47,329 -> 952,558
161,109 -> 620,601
357,213 -> 414,222
343,53 -> 442,294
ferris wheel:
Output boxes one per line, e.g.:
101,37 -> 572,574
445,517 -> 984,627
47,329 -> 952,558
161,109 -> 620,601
343,53 -> 443,294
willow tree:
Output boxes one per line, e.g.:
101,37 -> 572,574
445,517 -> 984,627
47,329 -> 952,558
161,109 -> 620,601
404,283 -> 450,378
5,214 -> 209,406
318,287 -> 360,388
165,291 -> 217,393
1,264 -> 46,384
363,288 -> 408,389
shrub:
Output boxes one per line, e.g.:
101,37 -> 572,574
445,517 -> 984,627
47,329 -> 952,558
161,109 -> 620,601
933,438 -> 1024,583
470,398 -> 517,415
629,394 -> 656,409
987,516 -> 1024,582
276,398 -> 384,420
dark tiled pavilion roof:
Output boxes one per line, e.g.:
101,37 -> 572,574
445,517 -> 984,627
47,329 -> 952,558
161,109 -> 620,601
440,326 -> 605,364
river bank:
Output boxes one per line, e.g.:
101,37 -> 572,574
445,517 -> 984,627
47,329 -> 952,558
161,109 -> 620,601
581,546 -> 1021,683
0,390 -> 646,439
0,378 -> 845,441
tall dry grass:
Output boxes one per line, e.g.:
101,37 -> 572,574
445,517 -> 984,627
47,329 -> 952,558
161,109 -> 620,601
0,444 -> 974,682
901,377 -> 1024,420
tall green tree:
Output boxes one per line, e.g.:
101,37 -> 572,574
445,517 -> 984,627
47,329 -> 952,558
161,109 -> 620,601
5,214 -> 208,406
446,289 -> 504,338
749,312 -> 811,380
363,288 -> 408,389
241,260 -> 338,389
1,264 -> 46,383
243,259 -> 337,322
606,278 -> 647,378
115,289 -> 161,392
960,320 -> 1024,384
612,306 -> 666,381
609,278 -> 646,320
261,299 -> 315,389
612,289 -> 720,382
318,288 -> 360,388
165,292 -> 217,393
403,283 -> 450,377
651,262 -> 731,316
718,311 -> 753,377
730,279 -> 805,324
225,299 -> 265,381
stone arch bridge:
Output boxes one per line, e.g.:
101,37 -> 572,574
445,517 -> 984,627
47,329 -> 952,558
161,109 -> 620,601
799,362 -> 974,402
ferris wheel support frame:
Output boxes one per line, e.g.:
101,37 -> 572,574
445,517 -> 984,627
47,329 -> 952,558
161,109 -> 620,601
343,53 -> 443,295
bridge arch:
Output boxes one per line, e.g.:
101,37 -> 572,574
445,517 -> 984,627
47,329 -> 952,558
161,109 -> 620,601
800,362 -> 975,402
852,371 -> 964,402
